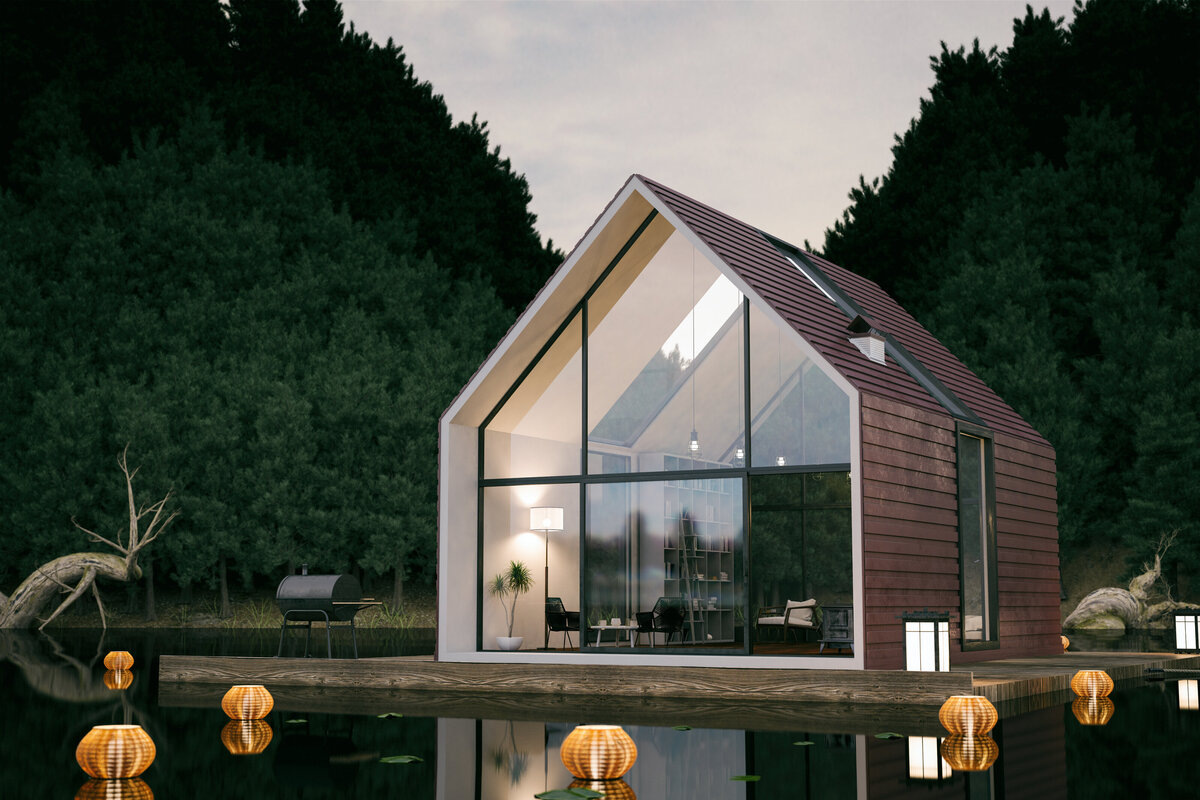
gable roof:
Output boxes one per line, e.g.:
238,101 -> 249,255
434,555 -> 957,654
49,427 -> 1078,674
635,176 -> 1047,446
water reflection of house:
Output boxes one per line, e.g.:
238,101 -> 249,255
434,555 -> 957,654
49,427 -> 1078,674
438,176 -> 1059,669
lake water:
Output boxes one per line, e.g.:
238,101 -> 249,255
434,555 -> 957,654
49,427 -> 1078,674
3,628 -> 1198,799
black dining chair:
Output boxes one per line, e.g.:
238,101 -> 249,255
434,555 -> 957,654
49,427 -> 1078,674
635,596 -> 688,646
545,596 -> 580,648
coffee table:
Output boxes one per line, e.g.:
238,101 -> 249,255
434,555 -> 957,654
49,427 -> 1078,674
590,624 -> 638,647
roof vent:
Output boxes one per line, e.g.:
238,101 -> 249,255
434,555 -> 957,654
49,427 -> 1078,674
847,315 -> 886,365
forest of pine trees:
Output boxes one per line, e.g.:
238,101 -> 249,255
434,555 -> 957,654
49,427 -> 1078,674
1,0 -> 1197,610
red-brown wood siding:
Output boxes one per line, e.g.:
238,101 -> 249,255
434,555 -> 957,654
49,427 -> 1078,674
861,394 -> 1060,670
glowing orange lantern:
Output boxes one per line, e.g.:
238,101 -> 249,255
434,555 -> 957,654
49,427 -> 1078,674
103,651 -> 134,671
1061,635 -> 1070,652
940,733 -> 999,772
560,725 -> 638,780
75,778 -> 154,799
1070,669 -> 1114,698
937,694 -> 998,736
221,719 -> 274,755
103,669 -> 133,691
1072,695 -> 1115,725
221,684 -> 274,720
76,724 -> 156,779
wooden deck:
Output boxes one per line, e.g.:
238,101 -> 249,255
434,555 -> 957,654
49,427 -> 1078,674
157,650 -> 1200,735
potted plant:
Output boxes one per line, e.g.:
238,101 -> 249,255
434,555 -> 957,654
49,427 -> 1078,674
488,560 -> 533,650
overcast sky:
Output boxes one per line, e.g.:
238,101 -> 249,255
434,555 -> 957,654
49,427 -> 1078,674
341,0 -> 1077,254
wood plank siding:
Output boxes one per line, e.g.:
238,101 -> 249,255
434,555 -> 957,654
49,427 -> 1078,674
860,394 -> 1060,670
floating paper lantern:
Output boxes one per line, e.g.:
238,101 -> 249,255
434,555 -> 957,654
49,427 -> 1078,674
103,651 -> 134,671
221,684 -> 274,720
940,734 -> 999,772
1072,695 -> 1115,725
1061,635 -> 1070,652
221,719 -> 274,755
104,669 -> 134,691
560,725 -> 638,780
569,779 -> 636,799
1070,669 -> 1114,698
75,778 -> 154,799
76,724 -> 156,779
937,694 -> 998,736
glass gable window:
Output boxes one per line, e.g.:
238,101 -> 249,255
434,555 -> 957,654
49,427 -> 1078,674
588,229 -> 745,474
484,314 -> 583,479
749,303 -> 850,468
958,430 -> 997,645
586,477 -> 744,647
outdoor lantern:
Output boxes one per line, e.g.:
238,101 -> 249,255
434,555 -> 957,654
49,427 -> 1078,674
103,669 -> 133,691
1070,669 -> 1114,698
103,651 -> 134,671
1072,695 -> 1115,725
570,779 -> 636,800
221,684 -> 274,720
902,610 -> 951,672
221,719 -> 274,755
75,778 -> 154,800
530,507 -> 564,533
1179,679 -> 1199,711
907,736 -> 951,781
940,734 -> 999,772
76,724 -> 156,779
1061,635 -> 1070,652
561,724 -> 638,780
1175,611 -> 1200,652
938,695 -> 998,736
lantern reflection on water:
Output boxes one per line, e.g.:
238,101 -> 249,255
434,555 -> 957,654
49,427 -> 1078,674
75,778 -> 153,799
560,725 -> 637,780
569,778 -> 636,799
76,724 -> 156,779
940,734 -> 999,772
221,719 -> 274,755
1072,695 -> 1115,725
103,669 -> 133,691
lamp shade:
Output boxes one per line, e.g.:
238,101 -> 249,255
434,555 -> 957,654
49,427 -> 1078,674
1175,611 -> 1200,652
221,719 -> 274,755
221,684 -> 274,719
1072,695 -> 1116,725
1070,669 -> 1114,698
940,734 -> 999,772
570,779 -> 636,799
103,651 -> 134,671
561,725 -> 637,780
902,611 -> 950,672
530,507 -> 564,532
103,669 -> 133,691
75,778 -> 154,800
938,695 -> 997,735
1179,679 -> 1199,711
75,724 -> 156,779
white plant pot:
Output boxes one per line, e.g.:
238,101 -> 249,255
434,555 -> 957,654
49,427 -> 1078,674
496,636 -> 524,651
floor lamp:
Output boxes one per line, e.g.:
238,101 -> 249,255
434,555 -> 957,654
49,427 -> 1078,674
531,507 -> 564,649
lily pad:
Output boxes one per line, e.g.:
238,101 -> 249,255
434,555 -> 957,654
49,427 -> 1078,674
534,790 -> 604,799
874,732 -> 903,740
379,755 -> 424,764
731,775 -> 762,782
672,725 -> 692,731
377,712 -> 404,719
793,740 -> 815,746
285,718 -> 307,724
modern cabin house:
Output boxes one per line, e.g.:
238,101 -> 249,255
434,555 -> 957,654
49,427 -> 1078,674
438,175 -> 1059,670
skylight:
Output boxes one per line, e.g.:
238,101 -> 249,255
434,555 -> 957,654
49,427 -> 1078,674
659,274 -> 742,363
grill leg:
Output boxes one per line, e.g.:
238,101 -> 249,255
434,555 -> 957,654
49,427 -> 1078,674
351,618 -> 359,659
324,616 -> 332,659
276,617 -> 288,657
304,621 -> 313,657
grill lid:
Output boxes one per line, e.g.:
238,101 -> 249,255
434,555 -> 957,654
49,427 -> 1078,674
276,573 -> 363,621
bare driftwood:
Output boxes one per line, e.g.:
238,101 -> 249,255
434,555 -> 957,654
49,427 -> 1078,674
1064,531 -> 1197,630
0,449 -> 177,630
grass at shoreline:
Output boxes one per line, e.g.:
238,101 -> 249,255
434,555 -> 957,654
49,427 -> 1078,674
45,584 -> 437,631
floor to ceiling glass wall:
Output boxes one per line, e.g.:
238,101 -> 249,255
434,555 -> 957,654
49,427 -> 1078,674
478,214 -> 854,656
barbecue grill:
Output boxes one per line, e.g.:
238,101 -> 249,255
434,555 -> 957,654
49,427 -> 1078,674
275,567 -> 381,658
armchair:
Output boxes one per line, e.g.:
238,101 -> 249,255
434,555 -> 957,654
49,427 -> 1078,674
635,596 -> 688,646
756,598 -> 819,643
545,597 -> 580,648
